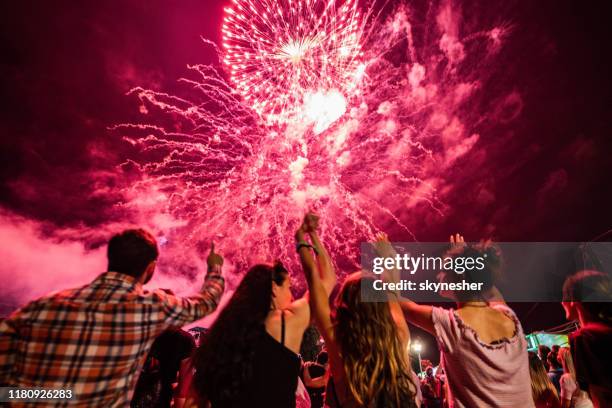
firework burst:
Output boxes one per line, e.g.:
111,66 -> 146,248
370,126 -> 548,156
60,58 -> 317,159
222,0 -> 365,129
116,0 -> 514,283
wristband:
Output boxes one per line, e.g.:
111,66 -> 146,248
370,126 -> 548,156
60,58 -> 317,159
296,241 -> 319,255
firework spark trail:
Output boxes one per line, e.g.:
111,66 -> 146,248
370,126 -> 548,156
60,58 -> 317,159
114,0 -> 512,283
222,0 -> 365,126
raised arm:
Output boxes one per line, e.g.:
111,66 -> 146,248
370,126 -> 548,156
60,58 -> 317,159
295,213 -> 346,386
396,234 -> 468,335
398,233 -> 465,335
305,214 -> 336,295
399,300 -> 435,334
373,232 -> 402,299
160,243 -> 225,326
295,213 -> 336,343
373,232 -> 416,344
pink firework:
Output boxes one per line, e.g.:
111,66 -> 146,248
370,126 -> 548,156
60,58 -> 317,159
222,0 -> 365,128
116,0 -> 515,287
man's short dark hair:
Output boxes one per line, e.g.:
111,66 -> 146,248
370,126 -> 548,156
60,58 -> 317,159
563,270 -> 612,324
107,229 -> 159,278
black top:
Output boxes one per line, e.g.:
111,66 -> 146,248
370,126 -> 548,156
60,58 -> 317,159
151,328 -> 196,407
131,327 -> 195,408
308,363 -> 326,379
235,311 -> 301,408
570,322 -> 612,390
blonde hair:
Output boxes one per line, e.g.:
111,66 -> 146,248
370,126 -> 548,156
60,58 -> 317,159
528,351 -> 560,406
558,347 -> 576,380
334,273 -> 417,407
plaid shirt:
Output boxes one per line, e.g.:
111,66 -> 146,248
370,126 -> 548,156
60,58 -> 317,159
0,268 -> 224,407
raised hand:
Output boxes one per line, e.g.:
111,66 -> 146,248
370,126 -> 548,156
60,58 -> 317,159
450,233 -> 465,247
302,212 -> 320,234
206,242 -> 224,269
374,232 -> 397,258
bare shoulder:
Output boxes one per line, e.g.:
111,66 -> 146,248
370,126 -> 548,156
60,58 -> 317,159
459,307 -> 517,340
285,297 -> 310,328
490,306 -> 519,330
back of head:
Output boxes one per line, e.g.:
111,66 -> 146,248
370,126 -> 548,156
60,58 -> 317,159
150,327 -> 196,364
546,347 -> 561,371
528,351 -> 560,405
425,366 -> 434,378
334,273 -> 417,408
563,270 -> 612,325
538,344 -> 551,359
441,243 -> 502,302
107,229 -> 158,278
192,262 -> 288,405
557,347 -> 576,378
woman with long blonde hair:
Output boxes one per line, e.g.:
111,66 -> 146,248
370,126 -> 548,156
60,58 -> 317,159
296,214 -> 418,407
557,347 -> 594,408
528,351 -> 561,408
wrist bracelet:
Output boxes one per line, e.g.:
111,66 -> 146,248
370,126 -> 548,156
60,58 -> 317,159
296,241 -> 319,255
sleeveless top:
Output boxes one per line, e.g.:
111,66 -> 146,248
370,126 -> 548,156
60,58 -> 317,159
431,305 -> 535,408
235,311 -> 301,408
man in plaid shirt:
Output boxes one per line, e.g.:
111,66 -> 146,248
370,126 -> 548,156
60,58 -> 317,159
0,229 -> 225,407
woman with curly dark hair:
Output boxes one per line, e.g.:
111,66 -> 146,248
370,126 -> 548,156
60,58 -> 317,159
399,234 -> 535,407
191,213 -> 336,407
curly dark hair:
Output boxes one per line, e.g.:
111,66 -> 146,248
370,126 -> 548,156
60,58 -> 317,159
441,242 -> 503,302
191,262 -> 288,406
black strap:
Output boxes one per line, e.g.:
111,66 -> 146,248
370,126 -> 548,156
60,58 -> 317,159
281,310 -> 286,346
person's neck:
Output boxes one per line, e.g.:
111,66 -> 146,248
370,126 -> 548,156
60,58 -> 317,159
456,300 -> 488,309
577,307 -> 596,327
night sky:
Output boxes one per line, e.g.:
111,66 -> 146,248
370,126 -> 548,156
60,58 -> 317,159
1,0 -> 611,238
1,0 -> 611,360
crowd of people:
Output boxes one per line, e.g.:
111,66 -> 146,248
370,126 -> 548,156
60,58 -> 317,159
0,214 -> 611,407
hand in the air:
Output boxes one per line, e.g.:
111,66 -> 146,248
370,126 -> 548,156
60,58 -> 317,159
450,233 -> 466,247
302,212 -> 320,233
374,232 -> 397,257
206,242 -> 223,268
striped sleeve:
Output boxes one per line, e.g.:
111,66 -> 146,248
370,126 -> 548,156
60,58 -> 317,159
0,314 -> 18,385
157,265 -> 225,326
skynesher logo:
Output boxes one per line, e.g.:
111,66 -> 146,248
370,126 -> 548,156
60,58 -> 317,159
372,254 -> 487,275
